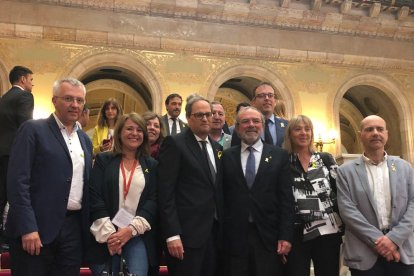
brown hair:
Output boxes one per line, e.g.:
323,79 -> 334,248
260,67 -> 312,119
112,113 -> 150,158
97,98 -> 123,128
142,111 -> 165,145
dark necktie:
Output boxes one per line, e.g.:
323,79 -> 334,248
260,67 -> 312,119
171,118 -> 177,135
245,146 -> 256,189
264,119 -> 274,145
200,140 -> 216,183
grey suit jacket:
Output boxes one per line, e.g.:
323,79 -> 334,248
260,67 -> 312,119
222,133 -> 232,150
161,114 -> 187,136
337,155 -> 414,270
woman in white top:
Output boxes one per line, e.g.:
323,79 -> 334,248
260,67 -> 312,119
89,112 -> 158,275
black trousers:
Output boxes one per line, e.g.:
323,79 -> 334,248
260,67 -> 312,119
283,226 -> 342,276
227,223 -> 282,276
350,257 -> 414,276
0,156 -> 8,228
9,212 -> 83,276
166,223 -> 219,276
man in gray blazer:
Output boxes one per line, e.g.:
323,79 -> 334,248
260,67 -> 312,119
337,115 -> 414,276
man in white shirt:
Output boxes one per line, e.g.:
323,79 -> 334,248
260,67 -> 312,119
337,115 -> 414,276
6,78 -> 93,276
162,93 -> 187,136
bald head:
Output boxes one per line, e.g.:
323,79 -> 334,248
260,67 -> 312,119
360,115 -> 386,131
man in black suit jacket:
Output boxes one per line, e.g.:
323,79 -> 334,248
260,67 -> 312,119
231,82 -> 288,147
223,106 -> 295,276
0,66 -> 34,240
162,93 -> 187,135
158,96 -> 223,276
6,78 -> 92,276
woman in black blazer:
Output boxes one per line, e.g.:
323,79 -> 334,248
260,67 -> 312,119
88,112 -> 158,276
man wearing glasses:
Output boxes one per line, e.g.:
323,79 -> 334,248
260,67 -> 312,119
158,95 -> 223,276
231,82 -> 288,147
6,78 -> 92,276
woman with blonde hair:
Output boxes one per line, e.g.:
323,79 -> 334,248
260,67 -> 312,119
283,115 -> 343,276
92,98 -> 123,155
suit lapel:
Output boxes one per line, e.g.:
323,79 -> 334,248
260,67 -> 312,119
185,129 -> 213,185
232,146 -> 250,190
252,144 -> 273,188
354,156 -> 380,219
139,156 -> 150,202
47,115 -> 71,159
387,157 -> 398,221
162,115 -> 170,135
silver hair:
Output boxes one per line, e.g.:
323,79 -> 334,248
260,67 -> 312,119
52,78 -> 86,96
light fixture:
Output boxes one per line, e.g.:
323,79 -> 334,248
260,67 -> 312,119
314,132 -> 336,152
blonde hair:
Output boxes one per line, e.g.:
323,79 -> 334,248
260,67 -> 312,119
112,113 -> 149,157
274,100 -> 287,120
284,115 -> 316,154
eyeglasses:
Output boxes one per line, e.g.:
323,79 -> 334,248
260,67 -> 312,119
55,96 -> 85,105
191,112 -> 212,120
255,93 -> 275,99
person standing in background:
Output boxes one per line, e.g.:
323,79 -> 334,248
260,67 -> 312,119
92,98 -> 123,155
0,65 -> 34,250
162,93 -> 187,136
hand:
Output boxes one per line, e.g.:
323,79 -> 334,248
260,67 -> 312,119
392,250 -> 401,262
277,240 -> 292,255
167,239 -> 184,260
375,236 -> 397,258
22,232 -> 42,256
100,140 -> 112,152
107,227 -> 132,255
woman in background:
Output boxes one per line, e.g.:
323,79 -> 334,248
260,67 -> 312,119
142,111 -> 165,160
283,115 -> 343,276
89,113 -> 158,275
92,98 -> 123,155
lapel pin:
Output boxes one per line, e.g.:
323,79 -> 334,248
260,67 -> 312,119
391,163 -> 396,172
280,123 -> 285,127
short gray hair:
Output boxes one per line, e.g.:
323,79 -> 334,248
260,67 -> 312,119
52,78 -> 86,96
185,95 -> 211,117
235,106 -> 265,128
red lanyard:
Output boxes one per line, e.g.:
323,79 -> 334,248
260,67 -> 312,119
120,159 -> 138,200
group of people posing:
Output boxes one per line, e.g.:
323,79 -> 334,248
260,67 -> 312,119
0,65 -> 413,276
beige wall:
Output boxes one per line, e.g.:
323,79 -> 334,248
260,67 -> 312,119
0,0 -> 413,162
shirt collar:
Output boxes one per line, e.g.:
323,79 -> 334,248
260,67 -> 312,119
53,113 -> 80,132
362,152 -> 388,166
241,139 -> 263,153
194,134 -> 210,145
12,85 -> 25,91
267,114 -> 275,124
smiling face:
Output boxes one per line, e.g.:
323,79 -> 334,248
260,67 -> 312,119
236,108 -> 263,145
359,115 -> 388,153
210,103 -> 225,131
146,117 -> 161,145
121,118 -> 144,152
251,84 -> 275,118
52,82 -> 85,128
290,121 -> 313,151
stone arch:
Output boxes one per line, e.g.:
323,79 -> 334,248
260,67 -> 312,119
333,73 -> 413,162
59,51 -> 164,114
200,64 -> 297,117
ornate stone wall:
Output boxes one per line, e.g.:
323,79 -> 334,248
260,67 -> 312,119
0,0 -> 413,161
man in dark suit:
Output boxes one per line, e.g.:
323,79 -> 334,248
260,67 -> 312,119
162,93 -> 187,136
0,65 -> 34,245
158,96 -> 223,276
223,106 -> 295,276
231,82 -> 288,147
6,78 -> 93,276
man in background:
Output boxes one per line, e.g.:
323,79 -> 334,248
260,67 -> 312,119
231,82 -> 287,147
210,101 -> 232,150
162,93 -> 187,136
0,65 -> 34,249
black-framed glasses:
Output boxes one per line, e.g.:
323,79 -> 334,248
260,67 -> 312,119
55,96 -> 85,105
255,93 -> 275,99
191,112 -> 212,120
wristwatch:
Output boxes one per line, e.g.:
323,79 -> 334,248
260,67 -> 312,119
128,224 -> 137,237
